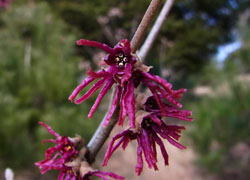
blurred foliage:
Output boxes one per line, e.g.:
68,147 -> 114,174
0,2 -> 101,170
189,81 -> 250,171
189,9 -> 250,178
224,9 -> 250,74
41,0 -> 246,81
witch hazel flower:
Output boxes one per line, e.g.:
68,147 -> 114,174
35,122 -> 80,178
69,39 -> 137,128
35,122 -> 124,180
102,95 -> 192,175
69,39 -> 185,128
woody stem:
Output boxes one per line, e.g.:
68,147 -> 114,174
86,0 -> 174,164
131,0 -> 162,53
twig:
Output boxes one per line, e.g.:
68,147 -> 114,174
139,0 -> 175,60
86,0 -> 175,164
131,0 -> 162,52
86,88 -> 118,164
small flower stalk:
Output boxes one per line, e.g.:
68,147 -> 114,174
35,122 -> 124,180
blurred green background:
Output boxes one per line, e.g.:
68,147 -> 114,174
0,0 -> 250,179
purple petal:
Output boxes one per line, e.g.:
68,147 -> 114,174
121,63 -> 132,85
125,81 -> 135,128
88,78 -> 115,118
161,112 -> 193,122
75,78 -> 106,104
76,39 -> 114,54
58,171 -> 65,180
103,130 -> 132,166
135,142 -> 143,176
68,76 -> 95,102
146,83 -> 165,111
172,88 -> 187,99
164,125 -> 185,140
148,131 -> 157,162
157,87 -> 183,108
152,130 -> 169,165
139,130 -> 157,170
121,136 -> 130,150
149,115 -> 162,125
38,122 -> 60,138
115,39 -> 131,56
103,86 -> 121,126
118,88 -> 127,126
142,72 -> 173,93
87,69 -> 111,78
162,110 -> 193,121
166,136 -> 186,149
153,124 -> 186,150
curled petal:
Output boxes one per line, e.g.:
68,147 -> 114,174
76,39 -> 114,54
148,115 -> 162,125
69,77 -> 95,102
151,130 -> 169,165
153,124 -> 186,150
75,78 -> 106,104
145,81 -> 182,108
139,130 -> 157,170
88,78 -> 115,118
121,63 -> 133,85
162,109 -> 193,121
146,83 -> 166,111
103,86 -> 122,126
125,80 -> 136,128
142,72 -> 173,93
87,69 -> 111,79
103,130 -> 133,166
172,88 -> 187,99
38,121 -> 60,138
115,39 -> 131,56
135,143 -> 143,176
118,88 -> 127,126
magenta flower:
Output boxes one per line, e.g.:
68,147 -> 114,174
69,39 -> 137,128
0,0 -> 12,8
143,96 -> 193,122
35,122 -> 124,180
103,96 -> 192,175
69,39 -> 186,128
35,122 -> 80,178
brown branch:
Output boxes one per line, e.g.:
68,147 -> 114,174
138,0 -> 175,60
131,0 -> 162,52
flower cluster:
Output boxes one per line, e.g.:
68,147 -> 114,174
35,122 -> 124,180
69,39 -> 186,128
37,38 -> 192,179
103,96 -> 192,175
